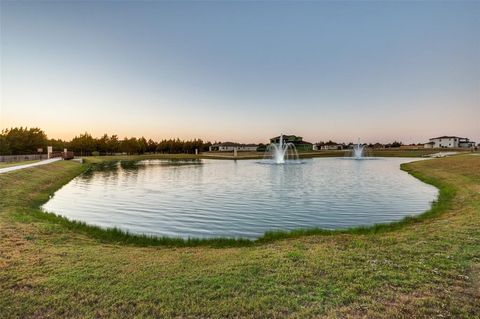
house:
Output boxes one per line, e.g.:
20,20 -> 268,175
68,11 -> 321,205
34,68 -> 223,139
459,138 -> 476,148
425,136 -> 476,148
423,142 -> 435,149
270,135 -> 313,151
314,141 -> 343,150
209,142 -> 258,152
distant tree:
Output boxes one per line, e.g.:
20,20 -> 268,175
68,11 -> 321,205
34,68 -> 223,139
146,139 -> 157,153
391,141 -> 403,148
107,134 -> 120,154
48,138 -> 68,151
97,134 -> 110,154
256,143 -> 266,152
138,137 -> 148,154
0,133 -> 10,155
0,127 -> 48,155
70,132 -> 96,156
201,141 -> 212,152
120,137 -> 140,155
0,127 -> 215,156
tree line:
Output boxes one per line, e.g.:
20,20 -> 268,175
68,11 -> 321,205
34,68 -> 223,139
315,140 -> 404,148
0,127 -> 212,156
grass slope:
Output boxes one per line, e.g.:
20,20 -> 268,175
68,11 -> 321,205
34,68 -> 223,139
0,156 -> 479,318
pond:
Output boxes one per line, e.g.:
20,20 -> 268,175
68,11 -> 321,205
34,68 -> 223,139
42,158 -> 438,239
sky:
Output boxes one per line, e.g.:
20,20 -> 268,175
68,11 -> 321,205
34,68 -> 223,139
1,1 -> 479,144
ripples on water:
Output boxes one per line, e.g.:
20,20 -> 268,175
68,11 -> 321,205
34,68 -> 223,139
42,158 -> 438,239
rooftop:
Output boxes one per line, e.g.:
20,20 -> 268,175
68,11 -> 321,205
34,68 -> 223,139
270,135 -> 302,140
430,136 -> 464,140
212,142 -> 257,147
317,141 -> 342,146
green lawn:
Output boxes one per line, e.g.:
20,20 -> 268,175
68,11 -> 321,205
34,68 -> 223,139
371,149 -> 468,157
0,155 -> 479,318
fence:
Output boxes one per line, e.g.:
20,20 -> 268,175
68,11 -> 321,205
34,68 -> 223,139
49,151 -> 74,160
0,154 -> 49,163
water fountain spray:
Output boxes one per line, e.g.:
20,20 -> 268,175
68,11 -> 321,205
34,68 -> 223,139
353,138 -> 365,159
266,134 -> 299,164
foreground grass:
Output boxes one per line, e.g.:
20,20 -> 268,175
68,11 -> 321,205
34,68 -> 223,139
1,156 -> 479,317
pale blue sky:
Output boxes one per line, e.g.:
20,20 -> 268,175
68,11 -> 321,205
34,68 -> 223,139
1,1 -> 479,143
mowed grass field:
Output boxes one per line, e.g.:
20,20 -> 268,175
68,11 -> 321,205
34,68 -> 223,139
0,155 -> 479,318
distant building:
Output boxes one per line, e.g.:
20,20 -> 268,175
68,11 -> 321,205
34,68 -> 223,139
209,142 -> 258,152
270,135 -> 313,152
459,138 -> 476,148
425,136 -> 476,148
423,142 -> 435,149
314,141 -> 343,150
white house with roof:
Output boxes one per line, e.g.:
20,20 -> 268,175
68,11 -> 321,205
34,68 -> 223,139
209,142 -> 258,152
313,141 -> 344,150
424,136 -> 476,148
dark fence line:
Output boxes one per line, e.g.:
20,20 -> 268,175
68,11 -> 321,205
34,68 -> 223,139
0,154 -> 49,163
49,151 -> 74,160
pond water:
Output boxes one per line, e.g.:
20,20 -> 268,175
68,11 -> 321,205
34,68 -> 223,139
42,158 -> 438,239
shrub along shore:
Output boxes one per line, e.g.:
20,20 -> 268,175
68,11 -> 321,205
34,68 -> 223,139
0,154 -> 479,317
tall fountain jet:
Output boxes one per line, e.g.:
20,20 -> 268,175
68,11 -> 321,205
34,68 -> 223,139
353,138 -> 365,159
266,134 -> 299,164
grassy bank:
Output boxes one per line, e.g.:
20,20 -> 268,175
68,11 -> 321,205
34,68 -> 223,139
83,148 -> 456,163
7,157 -> 453,248
1,156 -> 479,317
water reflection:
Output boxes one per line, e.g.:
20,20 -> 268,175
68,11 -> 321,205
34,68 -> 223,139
43,158 -> 438,239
